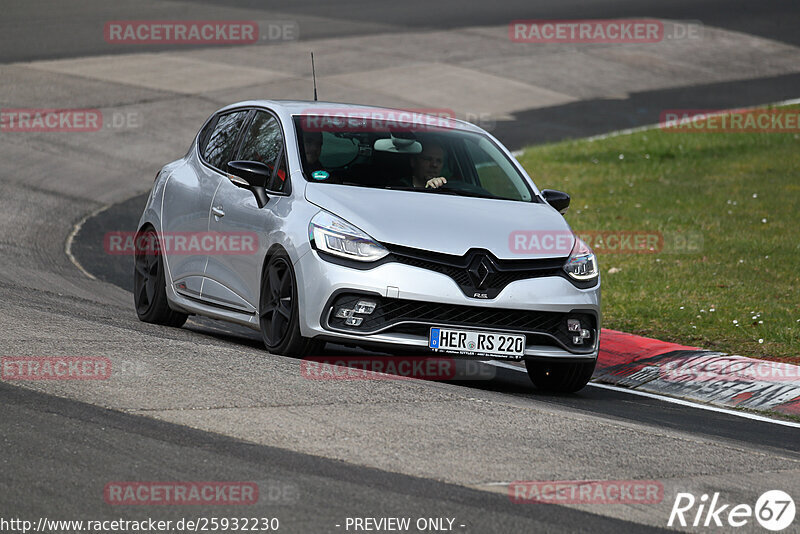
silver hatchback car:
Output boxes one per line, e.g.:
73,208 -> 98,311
135,100 -> 600,392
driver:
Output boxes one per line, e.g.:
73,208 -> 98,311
407,142 -> 448,189
303,131 -> 324,172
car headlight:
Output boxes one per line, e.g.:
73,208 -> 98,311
309,211 -> 389,262
563,236 -> 598,281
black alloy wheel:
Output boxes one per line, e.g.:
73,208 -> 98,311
133,227 -> 188,327
259,250 -> 321,356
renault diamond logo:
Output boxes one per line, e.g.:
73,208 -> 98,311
467,256 -> 495,289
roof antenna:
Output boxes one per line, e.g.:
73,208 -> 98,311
311,52 -> 318,101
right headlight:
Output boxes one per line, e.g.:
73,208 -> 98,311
563,236 -> 599,281
309,211 -> 389,262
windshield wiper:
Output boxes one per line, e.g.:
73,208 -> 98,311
384,185 -> 488,197
382,185 -> 507,200
426,188 -> 499,199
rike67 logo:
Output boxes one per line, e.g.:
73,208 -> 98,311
669,490 -> 795,531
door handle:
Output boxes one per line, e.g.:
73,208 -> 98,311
211,206 -> 225,218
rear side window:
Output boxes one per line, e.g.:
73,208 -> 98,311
197,117 -> 216,154
202,110 -> 249,171
238,111 -> 288,192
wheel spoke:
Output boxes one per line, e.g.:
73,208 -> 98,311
136,281 -> 149,307
276,298 -> 292,320
268,266 -> 281,294
135,260 -> 149,278
263,316 -> 275,343
280,271 -> 292,298
147,257 -> 158,276
272,311 -> 287,340
145,276 -> 155,303
260,302 -> 276,319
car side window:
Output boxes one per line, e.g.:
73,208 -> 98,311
463,137 -> 529,201
268,150 -> 288,192
238,111 -> 288,192
202,110 -> 249,171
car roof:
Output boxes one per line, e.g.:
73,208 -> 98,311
215,100 -> 483,133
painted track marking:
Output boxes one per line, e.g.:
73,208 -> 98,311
487,360 -> 800,429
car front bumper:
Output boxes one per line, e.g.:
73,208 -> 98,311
294,249 -> 601,360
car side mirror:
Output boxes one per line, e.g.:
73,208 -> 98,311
227,160 -> 270,208
541,189 -> 570,214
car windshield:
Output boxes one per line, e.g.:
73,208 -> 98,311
293,115 -> 535,202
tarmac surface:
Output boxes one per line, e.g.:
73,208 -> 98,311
1,2 -> 799,531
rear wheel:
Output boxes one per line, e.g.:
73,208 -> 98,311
259,250 -> 321,357
525,359 -> 596,393
133,227 -> 188,327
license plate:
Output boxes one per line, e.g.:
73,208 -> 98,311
429,327 -> 525,360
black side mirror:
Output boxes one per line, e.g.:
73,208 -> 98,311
541,189 -> 570,214
227,160 -> 271,208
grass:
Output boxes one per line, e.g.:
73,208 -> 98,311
516,105 -> 800,363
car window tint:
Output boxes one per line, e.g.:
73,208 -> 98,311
238,112 -> 284,178
203,111 -> 249,170
293,116 -> 534,202
267,150 -> 288,193
318,132 -> 358,167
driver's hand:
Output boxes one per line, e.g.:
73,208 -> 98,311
425,177 -> 447,189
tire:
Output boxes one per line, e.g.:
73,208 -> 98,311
133,227 -> 188,327
525,359 -> 596,393
259,250 -> 321,357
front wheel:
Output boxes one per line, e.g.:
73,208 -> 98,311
525,359 -> 596,393
259,250 -> 321,357
133,227 -> 188,327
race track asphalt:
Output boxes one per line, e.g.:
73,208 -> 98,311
2,2 -> 799,532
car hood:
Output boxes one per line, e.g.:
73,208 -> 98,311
305,183 -> 575,260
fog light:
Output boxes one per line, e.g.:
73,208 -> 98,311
354,300 -> 376,314
334,299 -> 379,328
571,326 -> 592,345
567,319 -> 581,332
344,316 -> 363,326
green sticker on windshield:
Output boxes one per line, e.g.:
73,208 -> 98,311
312,170 -> 330,181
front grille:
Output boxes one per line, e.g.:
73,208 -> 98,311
385,244 -> 566,299
326,293 -> 597,353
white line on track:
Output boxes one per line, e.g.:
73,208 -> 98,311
509,97 -> 800,156
65,203 -> 114,281
487,360 -> 800,429
584,97 -> 800,142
